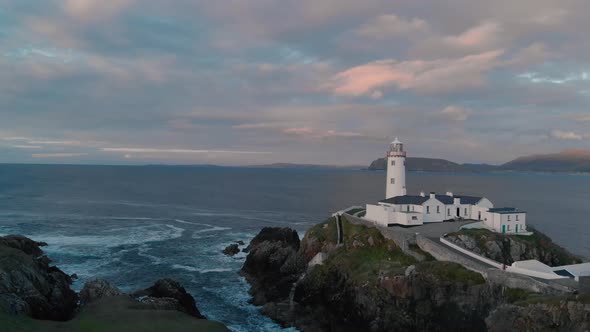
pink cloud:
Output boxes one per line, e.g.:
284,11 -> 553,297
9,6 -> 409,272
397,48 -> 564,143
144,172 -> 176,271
444,21 -> 502,48
329,50 -> 504,96
63,0 -> 134,22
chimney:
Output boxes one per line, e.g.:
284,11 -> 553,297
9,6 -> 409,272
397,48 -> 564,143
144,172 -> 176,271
446,191 -> 453,197
429,192 -> 435,199
454,197 -> 461,205
420,191 -> 425,197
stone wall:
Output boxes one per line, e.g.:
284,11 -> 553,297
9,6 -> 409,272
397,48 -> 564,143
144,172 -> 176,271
415,235 -> 489,276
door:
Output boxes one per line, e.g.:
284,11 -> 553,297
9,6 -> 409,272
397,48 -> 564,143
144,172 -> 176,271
456,207 -> 460,217
478,211 -> 481,220
515,224 -> 519,233
502,225 -> 506,233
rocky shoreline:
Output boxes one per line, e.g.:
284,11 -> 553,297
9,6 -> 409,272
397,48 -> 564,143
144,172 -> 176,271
240,218 -> 590,331
0,235 -> 228,332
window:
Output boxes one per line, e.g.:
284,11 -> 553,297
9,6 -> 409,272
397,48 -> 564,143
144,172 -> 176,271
427,206 -> 430,214
464,208 -> 467,216
507,215 -> 511,221
390,178 -> 395,184
447,208 -> 450,216
412,216 -> 418,220
516,215 -> 519,221
391,160 -> 395,166
436,206 -> 440,213
406,205 -> 410,212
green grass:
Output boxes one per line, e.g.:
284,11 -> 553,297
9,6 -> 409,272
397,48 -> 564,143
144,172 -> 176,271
409,243 -> 436,261
0,296 -> 229,332
415,261 -> 485,285
504,288 -> 531,303
306,217 -> 416,283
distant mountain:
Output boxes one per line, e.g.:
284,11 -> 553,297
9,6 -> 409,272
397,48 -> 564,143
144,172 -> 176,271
368,150 -> 590,173
368,157 -> 474,172
500,150 -> 590,173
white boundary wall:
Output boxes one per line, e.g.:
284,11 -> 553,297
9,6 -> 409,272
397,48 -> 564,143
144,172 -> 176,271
439,237 -> 566,280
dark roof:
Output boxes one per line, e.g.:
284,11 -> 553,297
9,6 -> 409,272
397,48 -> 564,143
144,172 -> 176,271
380,195 -> 428,205
488,207 -> 526,214
456,195 -> 484,204
435,195 -> 454,204
380,194 -> 484,205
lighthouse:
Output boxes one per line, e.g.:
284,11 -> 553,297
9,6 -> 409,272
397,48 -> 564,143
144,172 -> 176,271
386,138 -> 406,198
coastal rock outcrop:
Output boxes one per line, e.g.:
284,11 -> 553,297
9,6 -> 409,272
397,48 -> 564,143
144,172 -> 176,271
240,227 -> 306,305
133,278 -> 205,319
241,218 -> 590,331
486,299 -> 590,332
222,243 -> 240,256
446,228 -> 583,266
79,279 -> 125,305
0,235 -> 78,321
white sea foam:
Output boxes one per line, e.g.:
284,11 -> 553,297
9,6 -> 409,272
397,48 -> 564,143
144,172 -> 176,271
35,223 -> 184,253
172,264 -> 232,274
175,219 -> 232,235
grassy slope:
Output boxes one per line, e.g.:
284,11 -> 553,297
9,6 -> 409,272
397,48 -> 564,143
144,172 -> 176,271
305,217 -> 484,285
0,296 -> 229,332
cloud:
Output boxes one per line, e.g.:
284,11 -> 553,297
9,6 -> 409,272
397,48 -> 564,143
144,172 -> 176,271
353,14 -> 428,40
443,21 -> 502,49
441,106 -> 472,121
550,130 -> 584,140
328,50 -> 504,96
570,114 -> 590,123
11,145 -> 43,149
32,153 -> 88,158
63,0 -> 135,22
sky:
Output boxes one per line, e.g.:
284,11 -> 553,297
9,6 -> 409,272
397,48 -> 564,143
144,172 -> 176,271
0,0 -> 589,166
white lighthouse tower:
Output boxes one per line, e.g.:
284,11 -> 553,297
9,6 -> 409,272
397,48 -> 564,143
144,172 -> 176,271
386,138 -> 407,198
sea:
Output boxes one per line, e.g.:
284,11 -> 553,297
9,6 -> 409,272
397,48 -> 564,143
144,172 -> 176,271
0,164 -> 589,331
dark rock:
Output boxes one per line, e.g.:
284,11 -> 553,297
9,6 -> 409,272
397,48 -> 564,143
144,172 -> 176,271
446,228 -> 583,266
0,235 -> 78,321
486,301 -> 590,332
222,244 -> 240,256
80,279 -> 125,305
236,240 -> 245,246
242,227 -> 300,253
240,228 -> 306,305
70,273 -> 79,280
133,278 -> 204,319
0,235 -> 47,256
241,220 -> 588,332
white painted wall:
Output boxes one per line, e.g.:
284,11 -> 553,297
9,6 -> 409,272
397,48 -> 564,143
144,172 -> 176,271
386,155 -> 406,198
422,197 -> 445,223
365,204 -> 389,226
483,211 -> 527,233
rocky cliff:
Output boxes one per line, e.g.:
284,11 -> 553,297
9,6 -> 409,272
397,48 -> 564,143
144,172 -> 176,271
446,228 -> 584,266
0,235 -> 228,332
0,235 -> 78,321
241,218 -> 590,331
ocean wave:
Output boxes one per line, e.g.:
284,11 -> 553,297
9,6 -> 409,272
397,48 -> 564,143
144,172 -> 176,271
175,219 -> 232,235
172,264 -> 232,274
35,224 -> 184,252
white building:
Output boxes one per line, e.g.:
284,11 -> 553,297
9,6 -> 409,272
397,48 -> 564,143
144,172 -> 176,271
365,139 -> 527,234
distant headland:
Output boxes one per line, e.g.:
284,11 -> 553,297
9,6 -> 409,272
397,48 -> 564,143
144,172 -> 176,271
369,149 -> 590,173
